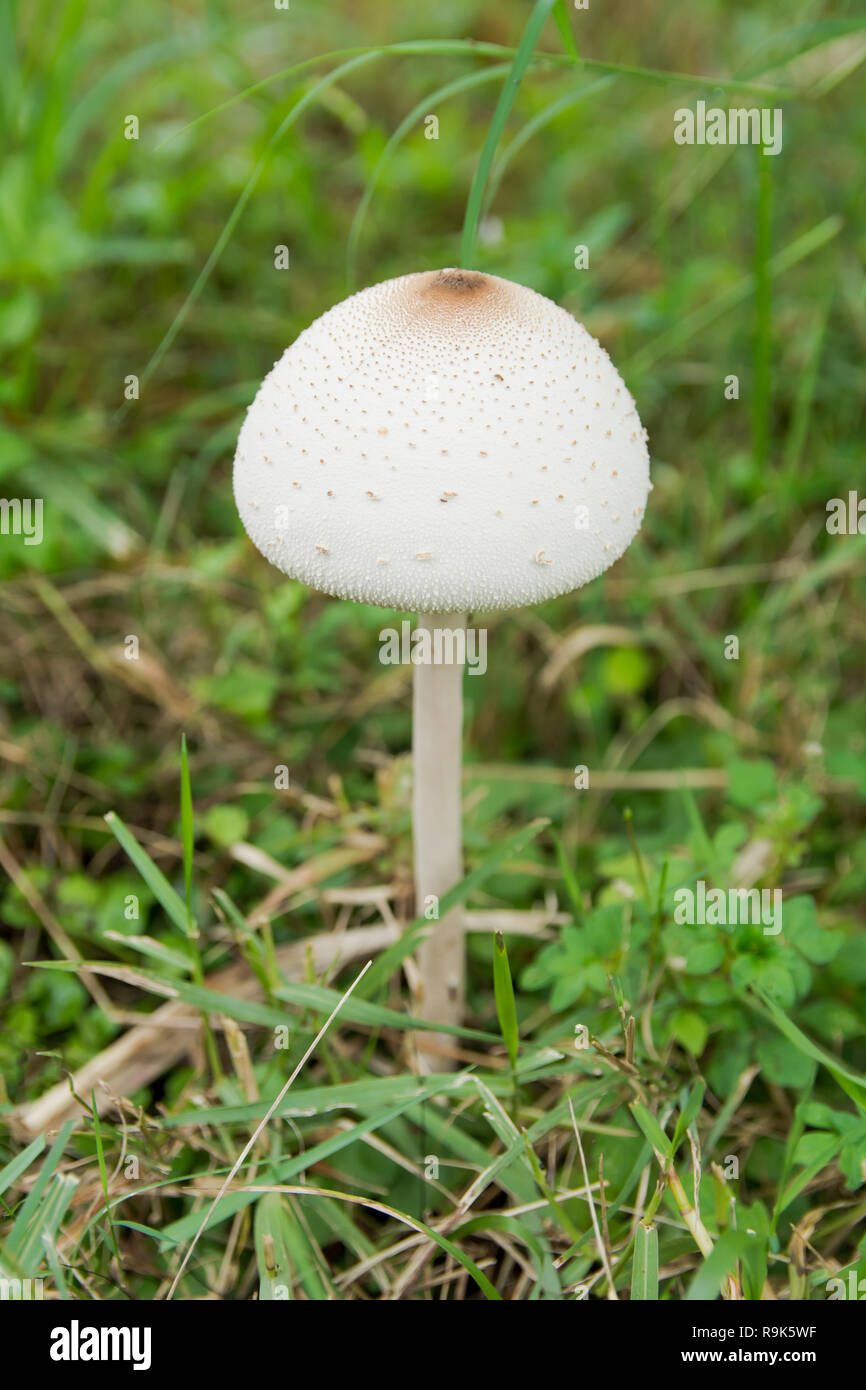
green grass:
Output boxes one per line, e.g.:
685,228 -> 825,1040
1,0 -> 866,1301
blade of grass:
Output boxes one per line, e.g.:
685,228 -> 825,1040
493,932 -> 519,1072
567,1095 -> 617,1298
749,988 -> 866,1111
452,1211 -> 547,1272
159,1084 -> 471,1249
102,931 -> 195,974
360,817 -> 549,998
460,0 -> 565,266
41,1233 -> 69,1299
551,829 -> 583,921
631,1221 -> 659,1300
752,142 -> 773,474
179,733 -> 195,934
14,1174 -> 79,1279
623,807 -> 652,909
103,810 -> 191,937
670,1081 -> 706,1156
275,978 -> 503,1044
493,931 -> 520,1122
243,1183 -> 502,1300
258,1191 -> 338,1301
629,215 -> 843,373
0,1135 -> 45,1199
552,0 -> 580,61
679,784 -> 717,877
630,1101 -> 673,1162
483,77 -> 613,215
8,1122 -> 73,1255
176,738 -> 220,1078
160,40 -> 795,153
685,1231 -> 752,1300
346,63 -> 511,288
774,1133 -> 842,1221
631,1100 -> 717,1263
135,52 -> 382,397
30,956 -> 505,1046
255,1191 -> 295,1300
782,294 -> 831,498
156,42 -> 529,148
91,1091 -> 122,1275
163,1071 -> 474,1129
165,958 -> 372,1299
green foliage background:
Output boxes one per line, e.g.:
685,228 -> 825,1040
1,0 -> 865,1300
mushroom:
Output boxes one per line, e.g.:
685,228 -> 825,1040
233,267 -> 651,1066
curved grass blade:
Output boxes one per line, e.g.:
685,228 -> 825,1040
275,978 -> 503,1044
159,39 -> 797,156
166,959 -> 371,1298
749,987 -> 866,1111
104,810 -> 191,936
30,956 -> 505,1046
136,52 -> 380,395
102,931 -> 194,973
453,1212 -> 547,1269
61,29 -> 224,164
460,0 -> 564,267
142,40 -> 802,388
156,42 -> 526,150
346,64 -> 511,289
245,1184 -> 502,1300
483,77 -> 614,215
158,1086 -> 467,1250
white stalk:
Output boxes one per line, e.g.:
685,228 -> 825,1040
412,611 -> 466,1068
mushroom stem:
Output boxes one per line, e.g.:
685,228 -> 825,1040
412,611 -> 466,1068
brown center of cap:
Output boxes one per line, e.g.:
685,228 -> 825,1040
417,267 -> 490,300
403,267 -> 506,335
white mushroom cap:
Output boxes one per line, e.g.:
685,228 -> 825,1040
233,268 -> 651,613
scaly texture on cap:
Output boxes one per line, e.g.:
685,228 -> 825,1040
233,268 -> 651,612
